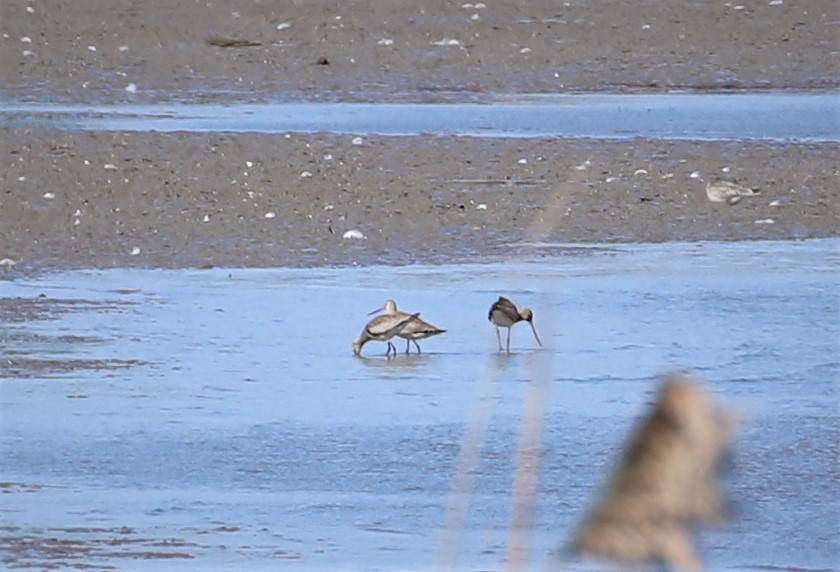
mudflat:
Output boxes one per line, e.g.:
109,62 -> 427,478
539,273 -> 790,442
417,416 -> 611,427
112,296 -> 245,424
2,129 -> 836,274
0,1 -> 837,275
1,0 -> 836,101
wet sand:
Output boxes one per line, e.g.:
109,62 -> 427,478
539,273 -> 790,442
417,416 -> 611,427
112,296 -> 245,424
1,1 -> 839,275
1,0 -> 837,102
1,128 -> 838,275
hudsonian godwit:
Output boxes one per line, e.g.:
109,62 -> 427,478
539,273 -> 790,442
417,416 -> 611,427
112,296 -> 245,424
352,311 -> 421,357
488,296 -> 542,352
369,299 -> 446,354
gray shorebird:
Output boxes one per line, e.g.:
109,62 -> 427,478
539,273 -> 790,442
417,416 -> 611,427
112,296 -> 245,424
369,299 -> 446,354
352,311 -> 421,357
705,180 -> 760,205
488,296 -> 542,352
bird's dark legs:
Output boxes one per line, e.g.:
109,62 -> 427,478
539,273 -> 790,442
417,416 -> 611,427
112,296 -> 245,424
412,340 -> 422,354
506,328 -> 511,353
405,339 -> 411,354
386,341 -> 396,356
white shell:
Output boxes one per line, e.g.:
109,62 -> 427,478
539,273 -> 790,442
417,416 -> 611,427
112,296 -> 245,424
342,229 -> 366,240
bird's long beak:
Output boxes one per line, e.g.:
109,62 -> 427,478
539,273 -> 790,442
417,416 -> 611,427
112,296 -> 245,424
367,304 -> 386,316
529,321 -> 543,347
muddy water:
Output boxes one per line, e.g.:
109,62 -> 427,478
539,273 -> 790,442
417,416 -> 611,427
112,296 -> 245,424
1,239 -> 837,571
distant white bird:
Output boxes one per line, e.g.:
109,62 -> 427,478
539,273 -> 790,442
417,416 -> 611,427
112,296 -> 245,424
705,180 -> 760,205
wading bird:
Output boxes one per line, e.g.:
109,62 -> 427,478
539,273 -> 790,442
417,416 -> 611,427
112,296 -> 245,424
352,311 -> 421,357
368,299 -> 446,354
488,296 -> 542,352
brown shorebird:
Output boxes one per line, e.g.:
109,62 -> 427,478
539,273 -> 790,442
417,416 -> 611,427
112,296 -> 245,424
368,299 -> 446,354
488,296 -> 542,352
352,311 -> 421,357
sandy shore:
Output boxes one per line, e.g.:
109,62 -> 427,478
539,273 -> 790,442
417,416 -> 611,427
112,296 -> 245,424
0,1 -> 838,276
1,0 -> 837,102
1,127 -> 837,275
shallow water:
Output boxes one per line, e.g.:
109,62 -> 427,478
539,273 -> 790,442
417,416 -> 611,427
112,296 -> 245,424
1,92 -> 838,141
1,239 -> 838,571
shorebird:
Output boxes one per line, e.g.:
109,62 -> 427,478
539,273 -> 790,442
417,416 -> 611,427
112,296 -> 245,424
368,299 -> 446,354
488,296 -> 542,352
705,180 -> 760,205
352,311 -> 421,357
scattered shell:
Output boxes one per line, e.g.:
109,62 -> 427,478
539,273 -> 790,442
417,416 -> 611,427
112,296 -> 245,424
661,173 -> 674,180
18,176 -> 25,182
689,171 -> 702,179
769,0 -> 783,4
0,258 -> 17,267
706,180 -> 760,204
475,2 -> 486,7
43,192 -> 55,199
129,247 -> 141,256
605,176 -> 620,183
432,38 -> 461,46
26,6 -> 34,13
352,136 -> 364,145
575,160 -> 591,171
125,83 -> 137,93
104,163 -> 117,170
73,209 -> 82,216
300,171 -> 313,178
520,47 -> 532,54
342,229 -> 366,240
476,203 -> 488,210
203,214 -> 210,222
87,45 -> 97,52
518,158 -> 528,164
119,45 -> 129,52
74,219 -> 81,226
642,24 -> 651,30
22,50 -> 34,56
471,13 -> 480,20
462,2 -> 473,7
633,168 -> 648,176
769,199 -> 782,207
276,22 -> 291,30
721,167 -> 731,173
245,161 -> 253,168
21,36 -> 32,43
324,204 -> 335,211
754,219 -> 775,225
377,38 -> 394,46
323,154 -> 333,161
264,212 -> 276,219
734,5 -> 745,9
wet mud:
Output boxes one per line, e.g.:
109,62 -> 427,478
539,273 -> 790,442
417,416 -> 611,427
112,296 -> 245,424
1,128 -> 837,276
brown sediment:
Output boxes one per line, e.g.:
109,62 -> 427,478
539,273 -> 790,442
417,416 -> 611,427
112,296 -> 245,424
0,0 -> 836,103
0,128 -> 836,276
